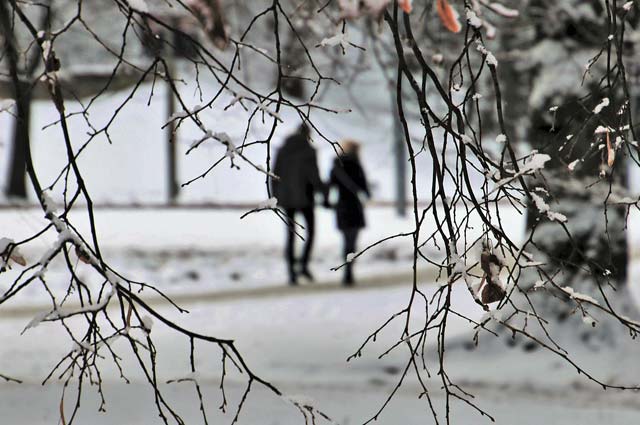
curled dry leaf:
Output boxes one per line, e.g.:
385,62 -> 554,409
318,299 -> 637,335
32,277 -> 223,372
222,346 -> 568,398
606,130 -> 616,167
480,281 -> 506,304
0,237 -> 27,266
339,0 -> 409,18
437,0 -> 461,33
479,245 -> 506,305
10,252 -> 27,267
75,246 -> 92,264
60,395 -> 67,425
188,0 -> 229,50
399,0 -> 413,13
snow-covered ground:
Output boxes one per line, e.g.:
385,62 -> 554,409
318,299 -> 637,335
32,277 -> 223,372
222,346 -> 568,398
2,206 -> 640,424
0,202 -> 524,306
2,273 -> 640,425
0,207 -> 422,307
4,379 -> 640,425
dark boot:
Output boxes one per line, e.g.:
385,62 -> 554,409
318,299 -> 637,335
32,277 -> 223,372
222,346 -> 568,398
299,265 -> 315,282
343,266 -> 354,286
288,267 -> 298,286
342,228 -> 358,286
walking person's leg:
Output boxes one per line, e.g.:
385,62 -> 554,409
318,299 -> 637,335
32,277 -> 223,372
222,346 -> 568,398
299,206 -> 315,280
343,228 -> 359,285
285,208 -> 297,284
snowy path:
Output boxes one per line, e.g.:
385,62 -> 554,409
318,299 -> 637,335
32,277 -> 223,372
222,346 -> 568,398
3,378 -> 640,425
2,283 -> 479,384
2,279 -> 640,424
0,267 -> 433,318
3,207 -> 640,423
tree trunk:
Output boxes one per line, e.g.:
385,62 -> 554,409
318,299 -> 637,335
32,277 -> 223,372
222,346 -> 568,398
5,83 -> 31,200
166,71 -> 179,203
392,88 -> 406,217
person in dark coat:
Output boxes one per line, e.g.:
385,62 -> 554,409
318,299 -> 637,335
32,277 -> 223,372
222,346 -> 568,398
327,140 -> 370,285
271,124 -> 325,285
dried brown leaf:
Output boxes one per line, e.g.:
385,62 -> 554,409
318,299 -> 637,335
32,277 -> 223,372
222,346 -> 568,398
437,0 -> 461,33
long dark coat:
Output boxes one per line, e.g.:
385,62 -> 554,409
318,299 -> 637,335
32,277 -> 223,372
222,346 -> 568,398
271,133 -> 324,209
329,154 -> 370,229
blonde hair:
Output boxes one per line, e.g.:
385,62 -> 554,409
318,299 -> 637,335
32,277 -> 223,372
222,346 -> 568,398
340,139 -> 360,155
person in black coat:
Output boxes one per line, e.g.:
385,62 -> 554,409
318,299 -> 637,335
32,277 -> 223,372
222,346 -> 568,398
271,124 -> 325,285
327,140 -> 370,285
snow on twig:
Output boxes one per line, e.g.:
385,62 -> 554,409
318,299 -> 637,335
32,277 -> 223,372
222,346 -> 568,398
562,286 -> 600,306
487,153 -> 551,195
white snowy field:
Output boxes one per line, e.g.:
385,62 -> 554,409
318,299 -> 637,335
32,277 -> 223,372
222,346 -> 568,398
2,206 -> 640,424
0,202 -> 524,308
0,206 -> 423,308
2,275 -> 640,425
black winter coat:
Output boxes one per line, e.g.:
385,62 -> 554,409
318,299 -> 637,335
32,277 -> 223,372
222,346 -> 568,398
329,154 -> 370,230
271,133 -> 324,209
